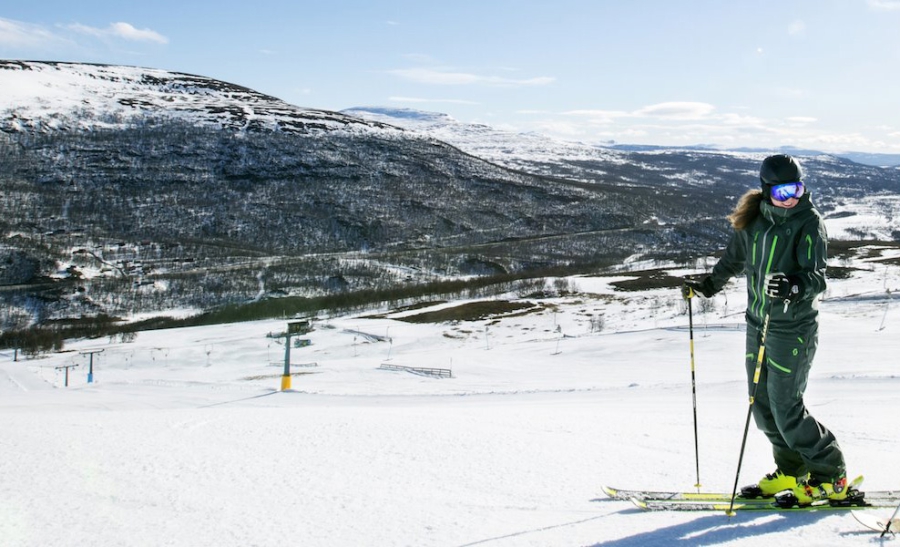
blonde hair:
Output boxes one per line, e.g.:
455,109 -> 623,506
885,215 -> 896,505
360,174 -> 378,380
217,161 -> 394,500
727,189 -> 765,230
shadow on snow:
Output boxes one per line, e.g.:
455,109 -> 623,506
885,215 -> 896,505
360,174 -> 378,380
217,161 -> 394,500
589,509 -> 831,547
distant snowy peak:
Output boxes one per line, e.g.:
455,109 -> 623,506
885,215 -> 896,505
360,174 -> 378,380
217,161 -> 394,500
341,106 -> 456,128
343,105 -> 626,171
0,60 -> 397,136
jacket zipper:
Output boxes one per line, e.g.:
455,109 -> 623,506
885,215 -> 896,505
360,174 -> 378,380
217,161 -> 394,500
756,225 -> 778,319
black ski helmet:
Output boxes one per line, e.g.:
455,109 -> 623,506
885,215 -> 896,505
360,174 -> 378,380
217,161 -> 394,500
759,154 -> 803,195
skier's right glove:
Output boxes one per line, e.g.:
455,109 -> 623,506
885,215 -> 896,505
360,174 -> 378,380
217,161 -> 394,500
764,273 -> 802,301
682,276 -> 716,299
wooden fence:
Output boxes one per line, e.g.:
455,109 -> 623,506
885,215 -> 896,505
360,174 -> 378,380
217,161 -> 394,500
378,363 -> 452,378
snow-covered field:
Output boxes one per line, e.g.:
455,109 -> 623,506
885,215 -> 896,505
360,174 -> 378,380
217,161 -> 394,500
2,258 -> 899,546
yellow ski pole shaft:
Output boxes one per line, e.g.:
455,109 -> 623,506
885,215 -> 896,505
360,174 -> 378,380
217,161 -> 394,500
726,304 -> 774,516
686,287 -> 701,491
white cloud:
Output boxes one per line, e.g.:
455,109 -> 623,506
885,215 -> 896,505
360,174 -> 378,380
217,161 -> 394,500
538,102 -> 825,150
0,17 -> 166,51
719,112 -> 766,126
388,96 -> 480,105
529,100 -> 897,153
634,102 -> 715,120
611,127 -> 650,138
807,132 -> 875,149
560,103 -> 716,126
562,109 -> 629,117
388,67 -> 554,87
66,23 -> 103,39
788,20 -> 806,36
68,22 -> 168,44
868,0 -> 900,10
561,109 -> 632,124
786,116 -> 817,125
0,17 -> 67,48
110,22 -> 167,43
769,86 -> 808,99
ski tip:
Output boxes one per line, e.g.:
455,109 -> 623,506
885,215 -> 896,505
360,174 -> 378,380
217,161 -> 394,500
601,485 -> 618,498
852,510 -> 899,534
630,497 -> 649,510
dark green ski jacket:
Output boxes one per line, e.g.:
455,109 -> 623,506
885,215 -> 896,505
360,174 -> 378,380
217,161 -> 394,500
706,193 -> 827,331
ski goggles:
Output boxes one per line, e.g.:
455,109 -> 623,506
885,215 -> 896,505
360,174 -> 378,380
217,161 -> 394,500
770,181 -> 805,201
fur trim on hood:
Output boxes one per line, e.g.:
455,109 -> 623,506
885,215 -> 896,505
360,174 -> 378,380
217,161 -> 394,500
727,189 -> 765,230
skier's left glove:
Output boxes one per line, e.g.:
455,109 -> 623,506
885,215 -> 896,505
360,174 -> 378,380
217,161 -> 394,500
682,276 -> 716,299
765,273 -> 802,301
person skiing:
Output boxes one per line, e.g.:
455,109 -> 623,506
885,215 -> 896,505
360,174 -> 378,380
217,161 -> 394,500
682,154 -> 848,505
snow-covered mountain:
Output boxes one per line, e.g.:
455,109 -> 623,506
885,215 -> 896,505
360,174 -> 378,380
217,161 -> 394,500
344,106 -> 900,241
1,60 -> 396,136
343,105 -> 632,180
4,61 -> 717,327
2,61 -> 900,329
344,106 -> 900,171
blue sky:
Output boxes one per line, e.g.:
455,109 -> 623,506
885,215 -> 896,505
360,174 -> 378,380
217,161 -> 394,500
2,0 -> 900,153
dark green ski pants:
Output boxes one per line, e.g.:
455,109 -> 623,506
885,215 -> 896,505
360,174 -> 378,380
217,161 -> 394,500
744,324 -> 845,482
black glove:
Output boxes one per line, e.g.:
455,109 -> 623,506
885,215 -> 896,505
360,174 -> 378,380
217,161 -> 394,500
683,276 -> 715,299
765,273 -> 802,301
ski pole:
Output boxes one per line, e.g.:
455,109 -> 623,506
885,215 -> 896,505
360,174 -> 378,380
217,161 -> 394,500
881,501 -> 900,537
726,301 -> 775,516
686,286 -> 701,491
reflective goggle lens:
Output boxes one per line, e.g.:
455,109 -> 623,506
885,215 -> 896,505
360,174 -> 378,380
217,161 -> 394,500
770,182 -> 804,201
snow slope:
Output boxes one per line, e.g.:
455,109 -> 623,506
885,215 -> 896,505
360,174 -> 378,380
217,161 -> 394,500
1,256 -> 899,546
0,61 -> 397,136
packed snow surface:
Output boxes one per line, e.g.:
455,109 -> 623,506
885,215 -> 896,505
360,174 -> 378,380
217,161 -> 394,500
2,263 -> 899,546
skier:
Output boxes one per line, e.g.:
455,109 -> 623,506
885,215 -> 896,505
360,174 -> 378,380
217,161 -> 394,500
683,154 -> 848,505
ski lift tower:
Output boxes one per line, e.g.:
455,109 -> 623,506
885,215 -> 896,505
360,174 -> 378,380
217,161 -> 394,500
281,320 -> 312,390
80,349 -> 104,383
